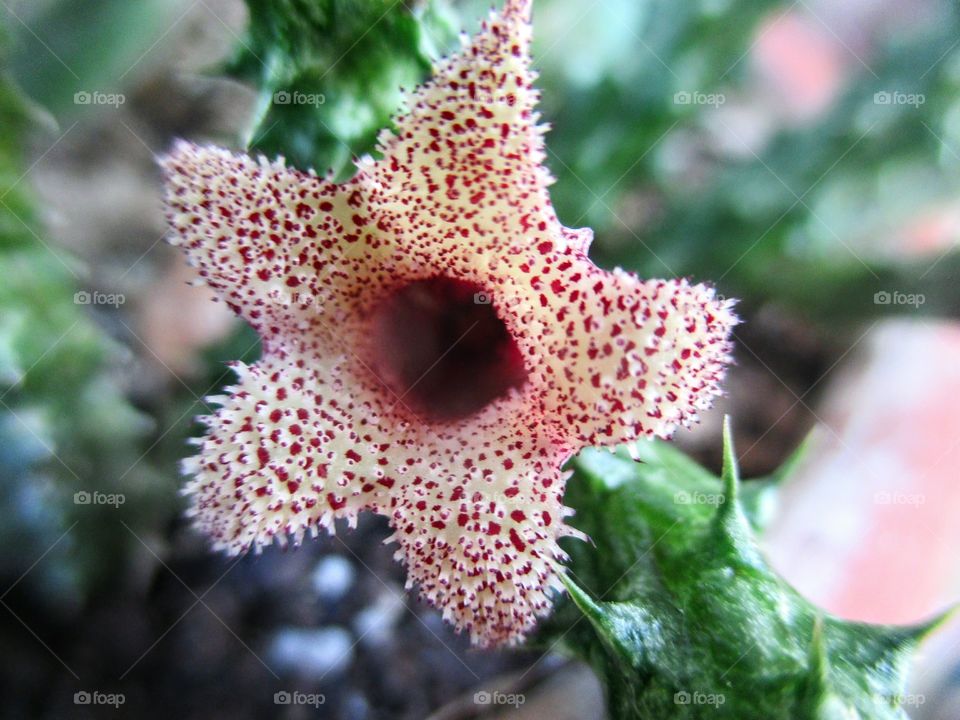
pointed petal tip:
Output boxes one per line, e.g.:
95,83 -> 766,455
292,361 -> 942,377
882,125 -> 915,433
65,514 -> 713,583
502,0 -> 533,23
159,138 -> 225,179
158,137 -> 196,166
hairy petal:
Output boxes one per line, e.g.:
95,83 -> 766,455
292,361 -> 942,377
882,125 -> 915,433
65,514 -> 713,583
543,259 -> 737,443
162,141 -> 399,347
364,0 -> 564,260
387,411 -> 578,646
184,355 -> 402,553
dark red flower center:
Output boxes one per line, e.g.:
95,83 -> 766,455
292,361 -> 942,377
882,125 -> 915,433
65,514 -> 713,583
369,277 -> 528,422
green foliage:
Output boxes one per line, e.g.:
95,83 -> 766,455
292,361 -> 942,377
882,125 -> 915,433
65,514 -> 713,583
231,0 -> 459,175
0,70 -> 160,600
540,423 -> 944,719
535,0 -> 960,320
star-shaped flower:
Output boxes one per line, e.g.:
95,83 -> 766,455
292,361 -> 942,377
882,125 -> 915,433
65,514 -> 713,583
162,0 -> 736,645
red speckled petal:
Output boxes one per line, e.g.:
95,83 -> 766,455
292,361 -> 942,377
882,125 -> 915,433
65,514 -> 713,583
162,141 -> 402,349
534,254 -> 737,443
363,0 -> 559,258
392,438 -> 576,645
184,354 -> 403,553
387,409 -> 581,646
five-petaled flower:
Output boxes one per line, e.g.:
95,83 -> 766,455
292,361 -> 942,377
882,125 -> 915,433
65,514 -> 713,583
162,0 -> 736,645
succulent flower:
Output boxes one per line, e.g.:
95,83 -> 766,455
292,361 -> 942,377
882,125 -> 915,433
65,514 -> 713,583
162,0 -> 736,645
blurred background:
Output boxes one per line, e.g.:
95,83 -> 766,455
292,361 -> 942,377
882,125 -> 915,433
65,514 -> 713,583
1,0 -> 959,717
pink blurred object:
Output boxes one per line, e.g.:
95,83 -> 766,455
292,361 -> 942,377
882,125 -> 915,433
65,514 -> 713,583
762,319 -> 960,712
763,319 -> 960,626
752,11 -> 848,123
895,203 -> 960,258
